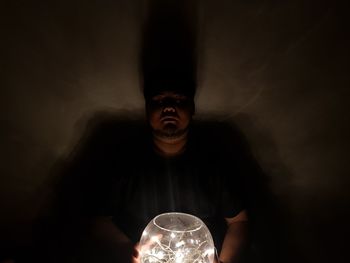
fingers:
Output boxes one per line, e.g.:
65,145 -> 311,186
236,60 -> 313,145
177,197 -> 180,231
133,242 -> 140,258
131,255 -> 139,263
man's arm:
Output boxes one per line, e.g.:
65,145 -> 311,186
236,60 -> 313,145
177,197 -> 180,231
219,210 -> 249,263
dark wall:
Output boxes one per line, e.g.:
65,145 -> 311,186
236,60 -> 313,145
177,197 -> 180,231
1,0 -> 349,262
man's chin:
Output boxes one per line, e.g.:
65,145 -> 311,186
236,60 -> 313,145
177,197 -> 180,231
153,127 -> 187,140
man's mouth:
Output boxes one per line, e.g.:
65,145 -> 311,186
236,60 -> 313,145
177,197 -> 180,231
161,117 -> 178,123
161,114 -> 178,121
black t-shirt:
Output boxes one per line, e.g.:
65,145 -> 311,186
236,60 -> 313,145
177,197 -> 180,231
115,134 -> 244,249
55,121 -> 249,251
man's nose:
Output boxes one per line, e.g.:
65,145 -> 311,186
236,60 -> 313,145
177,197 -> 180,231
163,106 -> 176,113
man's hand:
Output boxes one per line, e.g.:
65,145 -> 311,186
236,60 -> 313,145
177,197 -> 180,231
219,210 -> 249,263
131,243 -> 140,263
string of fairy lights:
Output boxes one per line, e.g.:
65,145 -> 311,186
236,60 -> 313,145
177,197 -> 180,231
140,230 -> 214,263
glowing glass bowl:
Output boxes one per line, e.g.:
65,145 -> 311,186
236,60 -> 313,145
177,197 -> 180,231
139,212 -> 215,263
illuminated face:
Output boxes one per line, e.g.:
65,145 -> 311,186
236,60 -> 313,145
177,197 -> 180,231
146,91 -> 194,139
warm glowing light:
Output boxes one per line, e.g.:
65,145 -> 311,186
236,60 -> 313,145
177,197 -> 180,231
175,240 -> 185,247
139,212 -> 215,263
151,235 -> 159,242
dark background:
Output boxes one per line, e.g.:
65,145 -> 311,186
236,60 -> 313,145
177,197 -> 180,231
0,0 -> 349,262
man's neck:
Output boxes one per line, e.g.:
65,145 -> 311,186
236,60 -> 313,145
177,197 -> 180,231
152,133 -> 188,157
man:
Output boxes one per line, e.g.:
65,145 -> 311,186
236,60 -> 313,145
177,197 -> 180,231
122,87 -> 250,263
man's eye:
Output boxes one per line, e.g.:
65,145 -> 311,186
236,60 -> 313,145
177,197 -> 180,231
176,99 -> 188,105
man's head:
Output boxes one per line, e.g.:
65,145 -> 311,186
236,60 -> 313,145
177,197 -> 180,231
146,91 -> 194,140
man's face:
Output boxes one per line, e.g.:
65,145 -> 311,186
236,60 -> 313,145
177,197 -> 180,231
146,91 -> 194,139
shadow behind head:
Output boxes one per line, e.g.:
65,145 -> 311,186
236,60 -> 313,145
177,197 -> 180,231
140,0 -> 197,101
